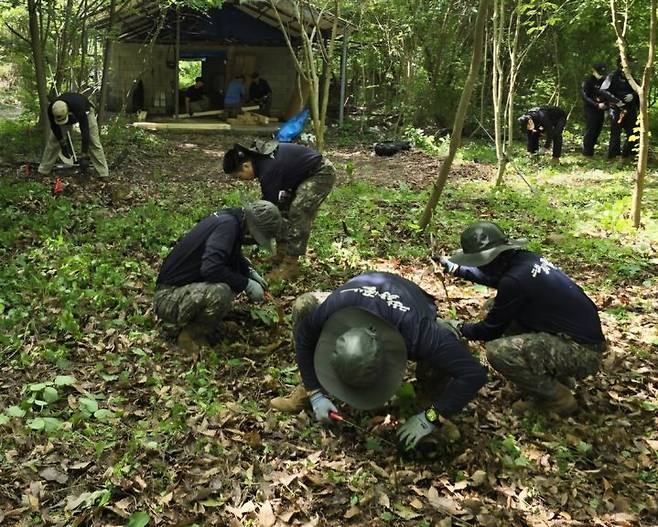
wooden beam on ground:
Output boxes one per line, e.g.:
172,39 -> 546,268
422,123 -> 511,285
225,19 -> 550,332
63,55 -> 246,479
178,109 -> 225,119
132,121 -> 232,131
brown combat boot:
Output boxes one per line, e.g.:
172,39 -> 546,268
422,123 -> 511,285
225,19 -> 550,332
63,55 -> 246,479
177,324 -> 209,354
541,382 -> 578,416
269,256 -> 301,281
270,384 -> 308,412
512,382 -> 578,417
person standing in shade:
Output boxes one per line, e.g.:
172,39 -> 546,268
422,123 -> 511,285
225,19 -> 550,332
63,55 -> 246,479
154,200 -> 282,354
269,271 -> 487,451
224,75 -> 245,119
581,63 -> 608,157
598,57 -> 639,161
222,140 -> 336,280
439,221 -> 607,416
517,106 -> 567,165
185,77 -> 209,116
38,92 -> 109,179
249,72 -> 272,116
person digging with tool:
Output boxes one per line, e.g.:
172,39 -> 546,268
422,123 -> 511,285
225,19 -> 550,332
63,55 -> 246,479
154,200 -> 281,354
269,271 -> 488,451
223,140 -> 336,281
517,106 -> 567,165
598,56 -> 639,162
581,62 -> 609,157
438,222 -> 607,416
38,92 -> 109,179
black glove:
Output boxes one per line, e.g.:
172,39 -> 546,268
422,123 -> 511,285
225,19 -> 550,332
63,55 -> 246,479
59,140 -> 72,159
78,155 -> 90,171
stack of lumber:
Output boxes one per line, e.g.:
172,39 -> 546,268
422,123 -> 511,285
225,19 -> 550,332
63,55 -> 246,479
227,112 -> 278,126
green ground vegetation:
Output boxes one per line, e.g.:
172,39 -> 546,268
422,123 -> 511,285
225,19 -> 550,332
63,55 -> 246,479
0,122 -> 657,525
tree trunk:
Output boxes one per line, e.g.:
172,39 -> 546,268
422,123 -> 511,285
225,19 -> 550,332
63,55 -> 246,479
99,0 -> 117,123
27,0 -> 49,135
631,0 -> 656,227
492,0 -> 508,185
54,0 -> 75,92
419,0 -> 490,229
610,0 -> 656,227
77,0 -> 88,89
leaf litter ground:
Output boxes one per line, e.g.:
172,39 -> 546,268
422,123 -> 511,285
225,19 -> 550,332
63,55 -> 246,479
0,132 -> 657,526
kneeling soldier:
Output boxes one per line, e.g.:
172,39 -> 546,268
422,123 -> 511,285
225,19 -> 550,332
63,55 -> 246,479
223,140 -> 336,280
154,200 -> 281,353
440,222 -> 607,416
270,271 -> 487,451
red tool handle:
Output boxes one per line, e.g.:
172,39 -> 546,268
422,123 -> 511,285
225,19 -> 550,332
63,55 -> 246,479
329,410 -> 344,422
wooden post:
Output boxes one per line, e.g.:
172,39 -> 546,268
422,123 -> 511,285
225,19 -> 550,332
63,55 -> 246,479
338,28 -> 348,128
174,8 -> 180,118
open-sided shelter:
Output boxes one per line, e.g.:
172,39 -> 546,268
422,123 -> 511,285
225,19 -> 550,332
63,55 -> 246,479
95,0 -> 349,120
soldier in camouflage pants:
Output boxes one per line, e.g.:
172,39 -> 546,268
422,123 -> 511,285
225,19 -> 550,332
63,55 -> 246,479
486,332 -> 603,401
154,282 -> 234,334
283,158 -> 336,257
440,221 -> 607,415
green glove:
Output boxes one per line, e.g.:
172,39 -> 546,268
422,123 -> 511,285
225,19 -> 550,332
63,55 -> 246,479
245,278 -> 265,301
248,267 -> 268,290
445,319 -> 464,339
397,411 -> 437,450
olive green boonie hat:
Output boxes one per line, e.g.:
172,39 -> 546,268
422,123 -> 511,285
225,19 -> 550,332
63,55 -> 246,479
242,198 -> 282,254
450,221 -> 527,267
314,307 -> 407,410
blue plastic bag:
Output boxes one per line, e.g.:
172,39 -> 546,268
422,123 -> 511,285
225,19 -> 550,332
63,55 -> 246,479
276,108 -> 310,142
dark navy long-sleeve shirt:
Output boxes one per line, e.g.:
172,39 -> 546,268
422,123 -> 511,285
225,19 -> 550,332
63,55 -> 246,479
47,92 -> 93,153
456,251 -> 605,345
581,75 -> 605,108
156,208 -> 250,292
295,272 -> 487,417
599,69 -> 638,110
253,143 -> 323,207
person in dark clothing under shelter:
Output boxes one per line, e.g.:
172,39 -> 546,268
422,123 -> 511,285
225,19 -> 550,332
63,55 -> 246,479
154,200 -> 281,354
185,77 -> 210,116
249,72 -> 273,116
517,106 -> 567,165
598,57 -> 639,161
269,271 -> 488,451
223,140 -> 336,280
439,222 -> 607,416
581,63 -> 609,157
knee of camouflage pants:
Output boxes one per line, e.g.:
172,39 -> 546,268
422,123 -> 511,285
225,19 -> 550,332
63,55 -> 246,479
291,292 -> 330,333
154,282 -> 233,333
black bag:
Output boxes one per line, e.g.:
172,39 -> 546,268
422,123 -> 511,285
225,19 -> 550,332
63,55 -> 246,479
373,141 -> 412,157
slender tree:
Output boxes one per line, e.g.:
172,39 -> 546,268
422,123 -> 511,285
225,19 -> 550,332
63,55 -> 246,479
610,0 -> 656,228
27,0 -> 49,134
419,0 -> 491,229
270,0 -> 340,152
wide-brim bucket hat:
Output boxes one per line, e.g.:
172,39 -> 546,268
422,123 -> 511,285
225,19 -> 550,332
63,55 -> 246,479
314,307 -> 407,410
450,221 -> 527,267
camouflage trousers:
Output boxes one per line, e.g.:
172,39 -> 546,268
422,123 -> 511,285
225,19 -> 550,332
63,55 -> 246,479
154,282 -> 234,333
291,291 -> 332,333
486,332 -> 603,400
282,159 -> 336,257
